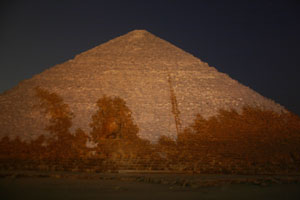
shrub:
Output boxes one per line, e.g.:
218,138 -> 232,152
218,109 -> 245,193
158,107 -> 300,173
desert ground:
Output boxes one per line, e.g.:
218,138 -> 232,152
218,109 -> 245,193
1,171 -> 300,200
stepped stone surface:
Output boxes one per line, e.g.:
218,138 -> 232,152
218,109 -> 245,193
0,30 -> 286,142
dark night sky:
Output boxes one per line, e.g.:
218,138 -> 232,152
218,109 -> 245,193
1,0 -> 300,115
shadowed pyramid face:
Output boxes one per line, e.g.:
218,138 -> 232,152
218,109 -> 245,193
0,30 -> 285,142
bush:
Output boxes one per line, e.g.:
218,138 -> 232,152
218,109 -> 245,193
158,107 -> 300,173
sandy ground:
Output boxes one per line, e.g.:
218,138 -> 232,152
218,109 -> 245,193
1,171 -> 300,200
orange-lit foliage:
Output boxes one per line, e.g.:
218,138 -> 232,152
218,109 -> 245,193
35,87 -> 89,160
1,87 -> 300,174
158,107 -> 300,173
0,89 -> 158,171
0,136 -> 29,160
90,96 -> 139,141
35,87 -> 73,139
0,88 -> 91,170
0,135 -> 47,170
89,96 -> 157,169
72,128 -> 90,159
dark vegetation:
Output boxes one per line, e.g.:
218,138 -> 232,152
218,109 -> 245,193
158,108 -> 300,174
1,87 -> 300,174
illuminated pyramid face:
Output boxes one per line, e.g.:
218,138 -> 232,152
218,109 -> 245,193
0,30 -> 285,142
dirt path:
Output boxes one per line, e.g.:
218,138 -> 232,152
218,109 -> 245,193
1,171 -> 300,200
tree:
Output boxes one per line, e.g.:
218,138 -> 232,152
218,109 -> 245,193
90,95 -> 139,142
35,87 -> 76,159
35,87 -> 74,140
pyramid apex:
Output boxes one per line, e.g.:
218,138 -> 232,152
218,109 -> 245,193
73,29 -> 203,70
125,29 -> 152,39
129,29 -> 150,34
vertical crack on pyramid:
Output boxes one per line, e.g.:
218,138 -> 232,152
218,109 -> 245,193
168,74 -> 182,136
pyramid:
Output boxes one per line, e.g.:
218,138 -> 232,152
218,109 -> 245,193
0,30 -> 286,142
